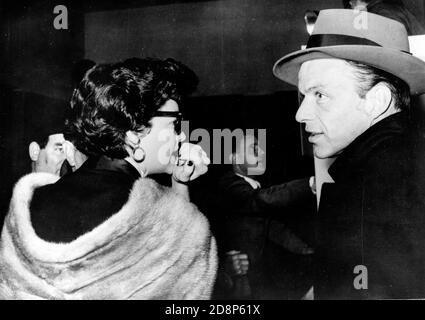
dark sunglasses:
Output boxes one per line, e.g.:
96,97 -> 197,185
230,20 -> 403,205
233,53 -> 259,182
153,110 -> 185,161
153,111 -> 183,134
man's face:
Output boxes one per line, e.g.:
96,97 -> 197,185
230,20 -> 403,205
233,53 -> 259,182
296,59 -> 371,159
236,135 -> 266,175
34,133 -> 66,175
349,0 -> 368,10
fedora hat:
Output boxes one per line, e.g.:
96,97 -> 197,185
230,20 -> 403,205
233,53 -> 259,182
273,9 -> 425,95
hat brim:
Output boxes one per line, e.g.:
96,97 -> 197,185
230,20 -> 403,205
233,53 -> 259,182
273,45 -> 425,95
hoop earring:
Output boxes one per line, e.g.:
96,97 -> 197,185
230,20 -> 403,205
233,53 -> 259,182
133,146 -> 145,162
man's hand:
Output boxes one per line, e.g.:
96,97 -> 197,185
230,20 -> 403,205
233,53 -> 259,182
225,250 -> 249,276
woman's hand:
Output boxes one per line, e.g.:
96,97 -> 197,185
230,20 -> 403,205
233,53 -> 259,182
172,143 -> 210,183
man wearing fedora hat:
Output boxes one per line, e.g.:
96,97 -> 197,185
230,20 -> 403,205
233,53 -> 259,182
274,9 -> 425,299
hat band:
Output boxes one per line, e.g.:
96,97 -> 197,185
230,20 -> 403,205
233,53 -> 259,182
307,34 -> 381,49
307,33 -> 412,55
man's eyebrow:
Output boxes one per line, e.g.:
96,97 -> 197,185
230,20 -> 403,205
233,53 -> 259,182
53,142 -> 64,147
302,85 -> 325,94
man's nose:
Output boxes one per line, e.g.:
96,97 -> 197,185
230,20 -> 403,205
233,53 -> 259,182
259,148 -> 265,157
177,132 -> 186,143
295,98 -> 315,123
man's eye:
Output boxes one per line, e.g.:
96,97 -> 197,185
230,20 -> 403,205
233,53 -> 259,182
315,91 -> 327,101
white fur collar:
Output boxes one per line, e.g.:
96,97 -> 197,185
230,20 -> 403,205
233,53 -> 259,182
5,172 -> 174,262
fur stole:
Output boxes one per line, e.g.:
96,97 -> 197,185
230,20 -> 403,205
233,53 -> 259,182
0,173 -> 217,300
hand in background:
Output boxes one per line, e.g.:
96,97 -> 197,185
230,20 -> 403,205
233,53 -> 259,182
225,250 -> 249,276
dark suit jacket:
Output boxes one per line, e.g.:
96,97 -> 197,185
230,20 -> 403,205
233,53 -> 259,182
218,172 -> 312,216
30,156 -> 140,243
217,172 -> 313,261
317,112 -> 425,299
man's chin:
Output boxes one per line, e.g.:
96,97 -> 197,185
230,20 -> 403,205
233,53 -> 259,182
313,147 -> 338,160
247,164 -> 266,176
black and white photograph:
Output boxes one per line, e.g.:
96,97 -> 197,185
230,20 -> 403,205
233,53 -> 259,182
1,0 -> 425,306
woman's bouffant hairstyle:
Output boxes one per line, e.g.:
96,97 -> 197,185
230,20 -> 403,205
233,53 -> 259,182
65,58 -> 198,159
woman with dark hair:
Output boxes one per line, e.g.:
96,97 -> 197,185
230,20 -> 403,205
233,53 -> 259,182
0,58 -> 217,299
344,0 -> 425,35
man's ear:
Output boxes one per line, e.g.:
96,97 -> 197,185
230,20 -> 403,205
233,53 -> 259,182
234,152 -> 244,165
28,142 -> 41,161
363,83 -> 392,120
229,153 -> 236,164
63,141 -> 76,167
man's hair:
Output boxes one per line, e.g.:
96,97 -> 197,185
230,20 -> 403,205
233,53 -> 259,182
31,135 -> 49,149
343,0 -> 404,7
25,97 -> 67,150
65,58 -> 198,159
346,60 -> 410,111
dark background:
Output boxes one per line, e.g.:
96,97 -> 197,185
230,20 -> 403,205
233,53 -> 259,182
0,0 -> 424,221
